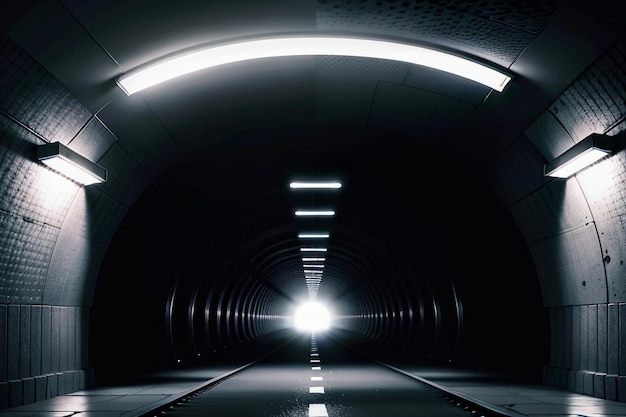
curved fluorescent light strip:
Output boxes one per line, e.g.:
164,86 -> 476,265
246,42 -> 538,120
117,36 -> 512,95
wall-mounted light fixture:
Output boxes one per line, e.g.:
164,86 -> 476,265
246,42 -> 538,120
117,36 -> 512,95
544,133 -> 613,178
37,142 -> 107,185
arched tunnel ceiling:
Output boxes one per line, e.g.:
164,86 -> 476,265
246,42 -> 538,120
1,0 -> 621,301
2,0 -> 625,377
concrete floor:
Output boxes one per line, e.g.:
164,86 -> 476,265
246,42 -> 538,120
2,335 -> 626,417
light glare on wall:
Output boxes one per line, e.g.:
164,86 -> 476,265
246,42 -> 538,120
37,142 -> 107,185
544,134 -> 613,178
117,36 -> 512,95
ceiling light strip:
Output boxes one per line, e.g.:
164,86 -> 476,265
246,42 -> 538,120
117,36 -> 512,95
295,210 -> 335,216
299,233 -> 330,238
290,181 -> 342,189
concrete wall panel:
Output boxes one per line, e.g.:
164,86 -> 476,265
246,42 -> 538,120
29,306 -> 41,377
0,305 -> 6,381
18,306 -> 30,378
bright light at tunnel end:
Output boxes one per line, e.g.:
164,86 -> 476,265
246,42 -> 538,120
293,302 -> 332,333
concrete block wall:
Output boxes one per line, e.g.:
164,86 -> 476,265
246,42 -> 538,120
0,31 -> 127,409
0,305 -> 92,409
480,38 -> 626,402
543,303 -> 626,401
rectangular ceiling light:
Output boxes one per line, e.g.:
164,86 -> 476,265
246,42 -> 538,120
301,248 -> 327,252
117,37 -> 512,95
303,258 -> 325,262
295,210 -> 335,216
299,233 -> 330,238
37,142 -> 107,185
303,265 -> 324,268
544,133 -> 613,178
290,181 -> 342,189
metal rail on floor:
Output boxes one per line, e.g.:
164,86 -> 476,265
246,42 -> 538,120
328,333 -> 526,417
131,337 -> 296,417
377,360 -> 528,417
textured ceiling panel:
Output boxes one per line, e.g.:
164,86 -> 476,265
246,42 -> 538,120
316,0 -> 566,65
316,55 -> 409,82
0,34 -> 92,145
550,42 -> 626,141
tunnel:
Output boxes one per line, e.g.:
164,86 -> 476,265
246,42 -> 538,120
1,0 -> 626,415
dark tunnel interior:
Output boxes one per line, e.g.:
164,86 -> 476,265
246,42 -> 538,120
90,125 -> 549,386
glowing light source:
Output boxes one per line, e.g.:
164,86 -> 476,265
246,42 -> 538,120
295,210 -> 335,216
117,36 -> 512,95
37,142 -> 107,185
290,181 -> 342,189
301,248 -> 327,252
544,133 -> 613,178
299,233 -> 330,238
294,302 -> 332,332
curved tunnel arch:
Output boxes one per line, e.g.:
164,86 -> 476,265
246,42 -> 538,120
90,128 -> 548,382
5,2 -> 626,408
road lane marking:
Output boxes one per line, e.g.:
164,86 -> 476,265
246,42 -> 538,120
309,403 -> 328,417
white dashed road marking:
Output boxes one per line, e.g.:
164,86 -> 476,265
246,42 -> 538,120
309,403 -> 328,417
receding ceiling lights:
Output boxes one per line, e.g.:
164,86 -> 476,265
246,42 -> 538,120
301,248 -> 327,252
117,36 -> 512,95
